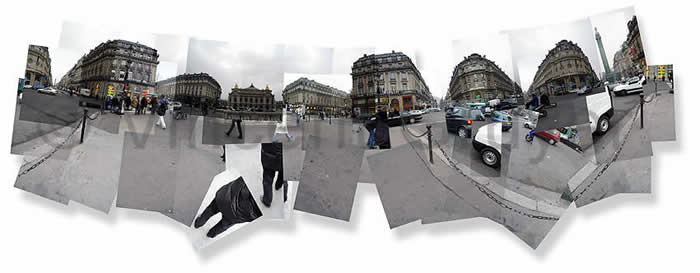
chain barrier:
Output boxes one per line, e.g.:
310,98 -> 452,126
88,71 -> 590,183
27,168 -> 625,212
17,119 -> 83,177
401,120 -> 560,221
400,114 -> 430,138
434,141 -> 560,221
17,109 -> 101,177
571,100 -> 645,202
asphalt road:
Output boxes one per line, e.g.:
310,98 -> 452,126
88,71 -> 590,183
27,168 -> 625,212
19,88 -> 81,126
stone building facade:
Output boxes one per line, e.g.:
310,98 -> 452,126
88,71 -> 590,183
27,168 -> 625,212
282,77 -> 350,114
25,45 -> 52,88
612,16 -> 646,79
155,73 -> 221,105
59,39 -> 159,98
350,51 -> 432,114
447,53 -> 521,104
529,40 -> 598,96
228,83 -> 275,111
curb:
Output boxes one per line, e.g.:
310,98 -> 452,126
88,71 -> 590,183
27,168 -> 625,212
406,126 -> 566,217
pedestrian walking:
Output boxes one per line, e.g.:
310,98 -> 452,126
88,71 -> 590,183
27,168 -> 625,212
260,142 -> 287,207
225,110 -> 243,139
140,96 -> 148,115
273,107 -> 292,142
150,96 -> 157,115
155,96 -> 168,129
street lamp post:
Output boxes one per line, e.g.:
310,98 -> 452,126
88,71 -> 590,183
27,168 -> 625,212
374,64 -> 382,113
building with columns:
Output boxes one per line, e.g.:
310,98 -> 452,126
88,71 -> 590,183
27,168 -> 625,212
350,51 -> 432,114
529,40 -> 598,96
155,73 -> 221,105
228,83 -> 275,111
24,45 -> 52,88
282,77 -> 350,114
447,53 -> 521,104
58,39 -> 159,98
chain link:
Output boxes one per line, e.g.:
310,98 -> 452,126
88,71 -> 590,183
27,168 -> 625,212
401,123 -> 559,221
17,119 -> 83,177
571,102 -> 642,202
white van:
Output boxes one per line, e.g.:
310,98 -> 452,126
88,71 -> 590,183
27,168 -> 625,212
79,88 -> 91,97
472,122 -> 502,168
585,83 -> 615,135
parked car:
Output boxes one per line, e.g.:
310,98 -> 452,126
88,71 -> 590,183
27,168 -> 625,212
171,101 -> 183,110
576,85 -> 593,96
613,76 -> 644,95
446,106 -> 482,138
585,82 -> 615,135
494,101 -> 516,110
386,110 -> 422,126
79,88 -> 91,97
24,84 -> 33,89
490,111 -> 513,131
409,109 -> 425,117
472,122 -> 502,168
534,129 -> 560,145
38,87 -> 58,95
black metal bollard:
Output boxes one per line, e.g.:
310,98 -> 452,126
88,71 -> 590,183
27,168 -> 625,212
639,93 -> 644,129
80,109 -> 88,143
427,125 -> 433,164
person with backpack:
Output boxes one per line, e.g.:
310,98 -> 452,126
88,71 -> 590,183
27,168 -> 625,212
155,96 -> 168,129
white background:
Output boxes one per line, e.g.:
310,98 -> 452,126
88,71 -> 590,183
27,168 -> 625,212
0,0 -> 695,271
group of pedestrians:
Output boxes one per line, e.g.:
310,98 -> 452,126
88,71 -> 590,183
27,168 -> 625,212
364,107 -> 391,149
525,93 -> 550,111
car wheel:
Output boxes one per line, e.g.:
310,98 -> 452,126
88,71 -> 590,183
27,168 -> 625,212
524,123 -> 530,129
548,139 -> 556,145
596,115 -> 610,135
480,147 -> 500,168
458,127 -> 470,138
410,118 -> 415,124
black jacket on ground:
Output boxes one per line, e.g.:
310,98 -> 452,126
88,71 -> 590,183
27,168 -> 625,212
261,143 -> 283,171
374,111 -> 391,149
214,177 -> 262,223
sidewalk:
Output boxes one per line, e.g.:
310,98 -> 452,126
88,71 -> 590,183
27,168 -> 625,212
405,126 -> 566,217
570,92 -> 655,206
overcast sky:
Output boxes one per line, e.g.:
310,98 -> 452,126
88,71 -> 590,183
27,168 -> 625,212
186,39 -> 375,100
54,21 -> 188,83
507,17 -> 603,92
589,6 -> 637,70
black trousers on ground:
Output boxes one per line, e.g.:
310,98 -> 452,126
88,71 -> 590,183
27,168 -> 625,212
196,198 -> 246,238
226,119 -> 242,138
262,167 -> 287,206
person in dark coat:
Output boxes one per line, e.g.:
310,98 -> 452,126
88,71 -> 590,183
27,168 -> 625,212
193,177 -> 262,238
365,115 -> 377,148
150,96 -> 157,115
374,109 -> 391,149
225,111 -> 243,139
539,93 -> 550,106
139,96 -> 148,115
260,142 -> 287,207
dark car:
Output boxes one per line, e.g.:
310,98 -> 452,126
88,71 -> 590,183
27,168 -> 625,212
385,111 -> 422,126
495,101 -> 516,110
445,106 -> 482,138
